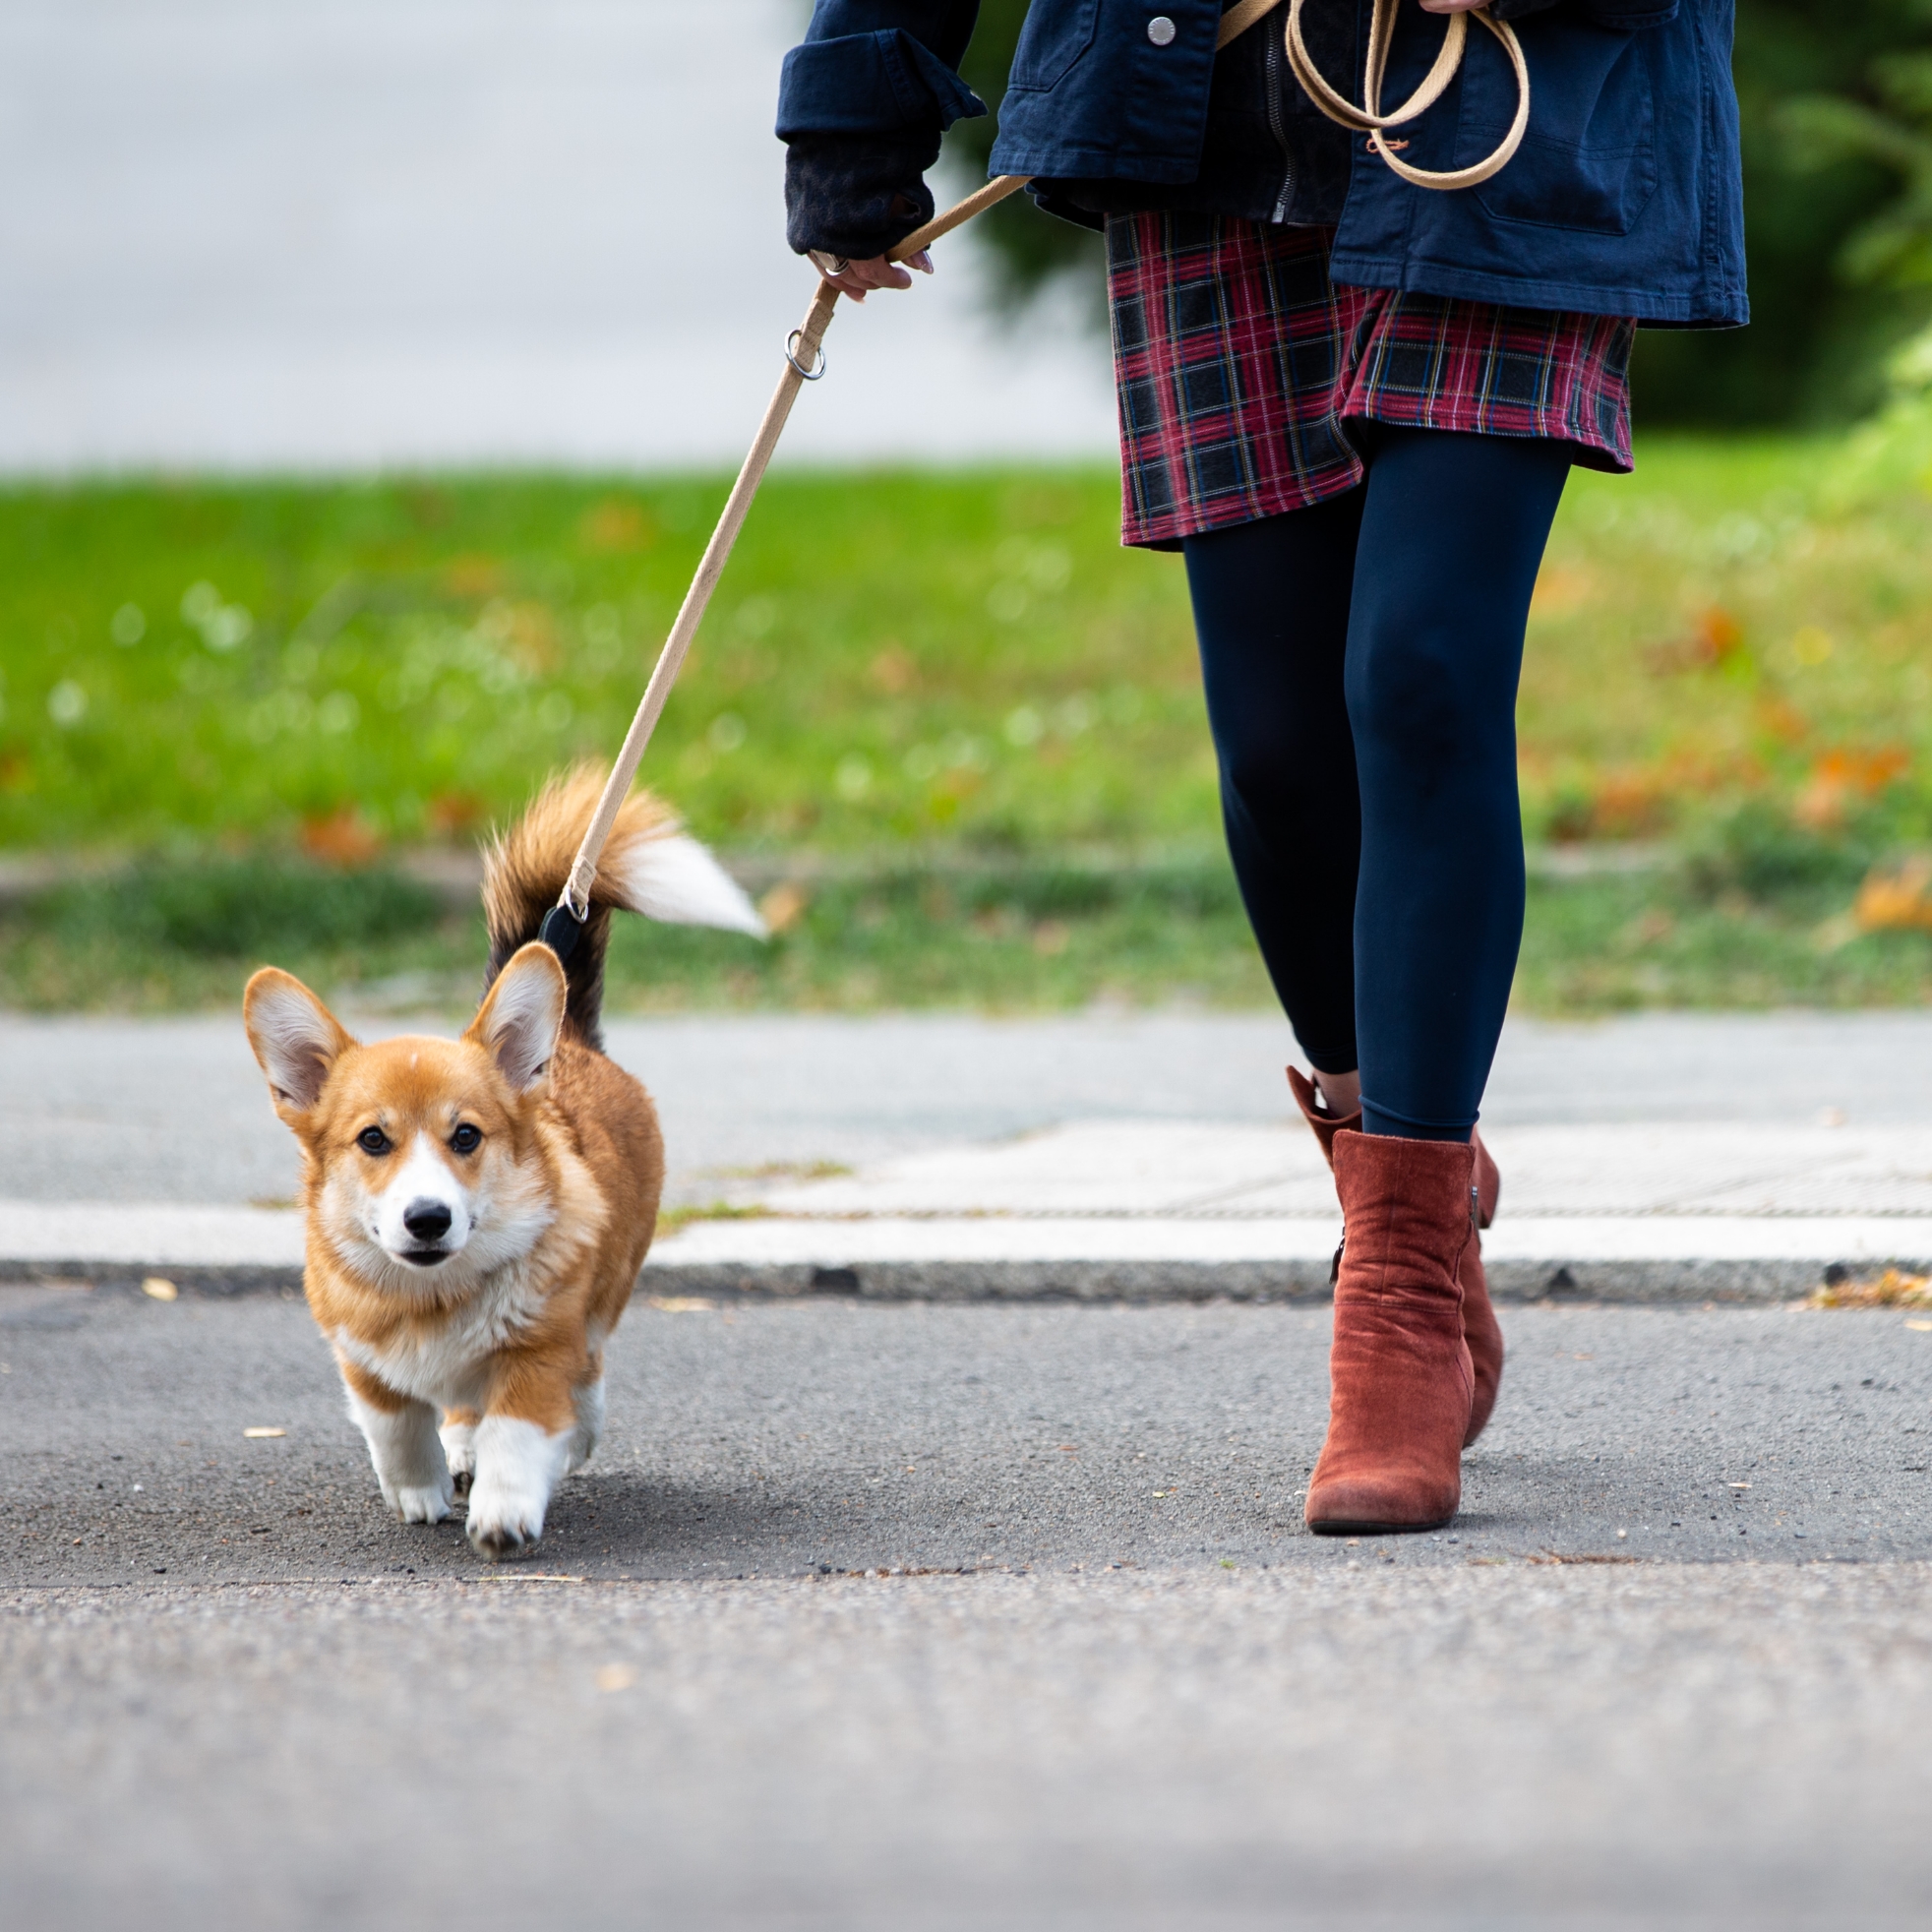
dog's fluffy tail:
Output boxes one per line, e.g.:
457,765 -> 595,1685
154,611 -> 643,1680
482,765 -> 764,1049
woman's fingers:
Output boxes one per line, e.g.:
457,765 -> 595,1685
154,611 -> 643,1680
1417,0 -> 1487,11
819,252 -> 930,301
826,268 -> 897,301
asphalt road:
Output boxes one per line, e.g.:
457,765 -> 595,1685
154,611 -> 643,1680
6,1295 -> 1931,1581
7,1293 -> 1932,1927
10,1566 -> 1932,1932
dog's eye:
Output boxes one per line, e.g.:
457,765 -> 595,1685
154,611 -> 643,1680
356,1126 -> 391,1156
450,1123 -> 482,1155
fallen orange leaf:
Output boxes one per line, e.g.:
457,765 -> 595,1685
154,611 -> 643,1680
757,880 -> 811,935
1853,857 -> 1932,934
300,809 -> 384,868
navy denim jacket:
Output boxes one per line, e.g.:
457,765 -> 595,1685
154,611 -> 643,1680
777,0 -> 1746,328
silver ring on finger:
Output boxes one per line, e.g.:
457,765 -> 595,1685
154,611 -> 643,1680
809,250 -> 852,279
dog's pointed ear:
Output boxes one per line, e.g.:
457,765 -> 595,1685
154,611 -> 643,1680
244,969 -> 354,1119
466,942 -> 566,1093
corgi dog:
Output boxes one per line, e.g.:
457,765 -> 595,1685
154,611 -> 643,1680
242,769 -> 763,1557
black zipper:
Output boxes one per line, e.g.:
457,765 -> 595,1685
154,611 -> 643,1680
1263,19 -> 1296,223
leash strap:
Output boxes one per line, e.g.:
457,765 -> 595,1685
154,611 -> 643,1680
558,272 -> 839,921
1217,0 -> 1287,44
554,3 -> 1520,925
554,180 -> 1028,925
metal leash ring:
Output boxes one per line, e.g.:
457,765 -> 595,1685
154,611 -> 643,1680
784,330 -> 827,381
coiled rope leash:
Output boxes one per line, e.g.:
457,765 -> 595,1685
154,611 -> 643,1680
1277,0 -> 1529,189
545,2 -> 1525,953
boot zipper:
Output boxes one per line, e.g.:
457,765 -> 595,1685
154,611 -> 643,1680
1330,1190 -> 1475,1290
1264,23 -> 1297,223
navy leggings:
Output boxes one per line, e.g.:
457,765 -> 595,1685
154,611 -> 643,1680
1182,426 -> 1571,1141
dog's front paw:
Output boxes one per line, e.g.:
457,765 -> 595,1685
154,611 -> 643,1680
395,1483 -> 453,1525
383,1476 -> 453,1525
464,1417 -> 572,1560
465,1493 -> 543,1559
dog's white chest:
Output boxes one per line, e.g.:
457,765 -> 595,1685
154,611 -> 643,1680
335,1265 -> 547,1410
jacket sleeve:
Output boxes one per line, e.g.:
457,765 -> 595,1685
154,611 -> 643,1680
776,2 -> 988,260
1489,0 -> 1680,25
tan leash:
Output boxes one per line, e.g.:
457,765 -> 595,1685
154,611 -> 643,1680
546,2 -> 1524,947
1216,0 -> 1528,186
545,178 -> 1030,943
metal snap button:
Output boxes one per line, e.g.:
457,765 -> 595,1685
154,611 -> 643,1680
1147,16 -> 1177,46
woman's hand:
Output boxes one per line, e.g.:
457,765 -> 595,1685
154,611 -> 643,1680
1418,0 -> 1488,12
811,250 -> 935,302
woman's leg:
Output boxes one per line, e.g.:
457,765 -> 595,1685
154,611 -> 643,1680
1305,427 -> 1568,1534
1344,427 -> 1572,1142
1182,490 -> 1367,1089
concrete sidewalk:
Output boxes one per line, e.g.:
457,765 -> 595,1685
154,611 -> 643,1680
649,1115 -> 1932,1301
6,1009 -> 1932,1299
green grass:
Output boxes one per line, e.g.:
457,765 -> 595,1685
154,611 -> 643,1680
3,442 -> 1932,1014
6,842 -> 1931,1018
1517,876 -> 1932,1013
1516,438 -> 1932,847
0,855 -> 1264,1015
0,469 -> 1210,853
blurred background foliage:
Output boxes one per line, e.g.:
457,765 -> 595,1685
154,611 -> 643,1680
946,0 -> 1932,426
11,4 -> 1932,1012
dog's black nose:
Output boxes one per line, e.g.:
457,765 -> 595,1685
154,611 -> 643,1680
401,1198 -> 453,1242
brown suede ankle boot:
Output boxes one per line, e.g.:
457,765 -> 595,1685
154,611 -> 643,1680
1304,1130 -> 1476,1536
1287,1068 -> 1504,1448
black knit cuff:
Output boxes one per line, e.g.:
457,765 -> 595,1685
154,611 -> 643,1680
784,135 -> 937,261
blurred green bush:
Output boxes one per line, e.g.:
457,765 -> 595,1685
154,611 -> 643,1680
1683,798 -> 1878,900
942,0 -> 1932,426
30,858 -> 445,962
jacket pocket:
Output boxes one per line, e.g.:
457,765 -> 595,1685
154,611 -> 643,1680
1006,0 -> 1102,92
1456,19 -> 1658,236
